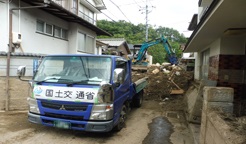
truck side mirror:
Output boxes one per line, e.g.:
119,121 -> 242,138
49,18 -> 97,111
17,66 -> 26,78
113,68 -> 125,86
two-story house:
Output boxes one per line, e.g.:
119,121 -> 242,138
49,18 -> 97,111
185,0 -> 246,116
0,0 -> 111,110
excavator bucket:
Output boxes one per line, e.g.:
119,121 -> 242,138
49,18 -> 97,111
169,55 -> 178,65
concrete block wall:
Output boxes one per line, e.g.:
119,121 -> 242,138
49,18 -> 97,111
185,80 -> 217,124
0,77 -> 6,110
0,56 -> 39,110
0,77 -> 30,110
200,86 -> 246,144
200,111 -> 246,144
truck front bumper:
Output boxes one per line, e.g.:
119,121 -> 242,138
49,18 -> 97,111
28,112 -> 114,132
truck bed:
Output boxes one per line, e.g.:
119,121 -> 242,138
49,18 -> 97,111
133,77 -> 148,93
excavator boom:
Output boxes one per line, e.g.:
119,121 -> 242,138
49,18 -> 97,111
132,35 -> 178,65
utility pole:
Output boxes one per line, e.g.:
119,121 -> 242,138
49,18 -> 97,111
145,3 -> 149,42
140,0 -> 154,42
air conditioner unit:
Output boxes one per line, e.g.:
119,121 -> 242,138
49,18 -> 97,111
12,32 -> 22,44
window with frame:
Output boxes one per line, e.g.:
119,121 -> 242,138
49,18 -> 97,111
54,26 -> 61,38
45,23 -> 53,35
201,49 -> 210,80
36,20 -> 44,33
36,20 -> 67,40
86,35 -> 94,53
78,32 -> 86,51
79,5 -> 95,24
36,20 -> 53,36
78,32 -> 95,53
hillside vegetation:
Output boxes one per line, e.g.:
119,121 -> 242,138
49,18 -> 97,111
97,20 -> 187,64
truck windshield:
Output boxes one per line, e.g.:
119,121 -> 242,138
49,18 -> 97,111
34,56 -> 112,84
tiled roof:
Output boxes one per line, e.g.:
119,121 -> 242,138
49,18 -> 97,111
0,51 -> 46,57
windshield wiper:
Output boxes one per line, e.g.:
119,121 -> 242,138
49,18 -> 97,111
66,80 -> 89,86
35,77 -> 73,84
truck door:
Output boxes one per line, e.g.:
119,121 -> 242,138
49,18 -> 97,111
113,59 -> 131,122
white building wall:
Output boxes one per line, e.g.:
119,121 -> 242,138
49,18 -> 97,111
87,0 -> 96,6
209,38 -> 221,56
68,23 -> 78,54
198,7 -> 204,22
0,2 -> 9,52
1,0 -> 100,55
194,38 -> 220,80
78,23 -> 96,54
194,52 -> 200,80
221,36 -> 245,55
11,2 -> 69,54
68,22 -> 97,54
194,36 -> 246,80
0,0 -> 101,77
198,0 -> 213,23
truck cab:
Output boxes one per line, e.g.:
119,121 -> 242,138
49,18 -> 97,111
17,54 -> 145,132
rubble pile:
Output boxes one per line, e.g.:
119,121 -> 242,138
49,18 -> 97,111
132,63 -> 194,101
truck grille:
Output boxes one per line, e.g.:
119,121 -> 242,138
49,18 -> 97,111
41,101 -> 87,111
44,112 -> 84,121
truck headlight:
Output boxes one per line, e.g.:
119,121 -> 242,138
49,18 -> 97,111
90,112 -> 107,120
89,104 -> 113,120
27,97 -> 40,114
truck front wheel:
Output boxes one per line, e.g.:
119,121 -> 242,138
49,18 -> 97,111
114,105 -> 127,131
133,90 -> 144,108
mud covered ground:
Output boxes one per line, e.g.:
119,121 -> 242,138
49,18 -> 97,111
133,64 -> 246,143
0,100 -> 194,144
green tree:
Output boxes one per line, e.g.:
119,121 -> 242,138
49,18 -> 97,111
97,20 -> 187,64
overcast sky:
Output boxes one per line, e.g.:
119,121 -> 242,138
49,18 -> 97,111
97,0 -> 198,37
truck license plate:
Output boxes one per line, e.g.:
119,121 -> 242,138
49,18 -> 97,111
54,121 -> 71,129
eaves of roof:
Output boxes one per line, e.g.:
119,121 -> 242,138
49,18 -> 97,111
96,40 -> 109,46
184,0 -> 220,52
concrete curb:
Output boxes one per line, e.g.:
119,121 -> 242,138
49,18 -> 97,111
188,123 -> 200,144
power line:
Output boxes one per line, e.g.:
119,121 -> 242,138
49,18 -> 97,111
118,0 -> 156,7
105,9 -> 119,20
109,0 -> 132,23
133,0 -> 141,8
100,11 -> 117,22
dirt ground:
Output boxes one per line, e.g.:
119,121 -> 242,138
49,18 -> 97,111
0,99 -> 193,144
0,64 -> 195,144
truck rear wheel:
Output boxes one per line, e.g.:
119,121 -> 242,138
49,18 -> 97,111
114,105 -> 127,131
133,90 -> 143,108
